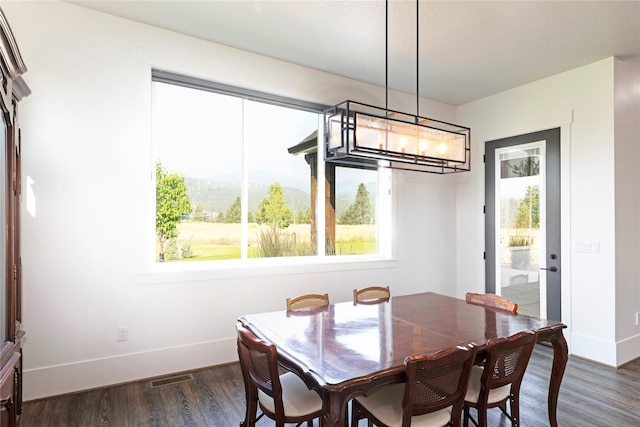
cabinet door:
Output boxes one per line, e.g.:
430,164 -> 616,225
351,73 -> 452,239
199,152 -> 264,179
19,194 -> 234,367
0,114 -> 6,345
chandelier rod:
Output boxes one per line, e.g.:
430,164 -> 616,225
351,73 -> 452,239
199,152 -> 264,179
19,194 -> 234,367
385,0 -> 388,113
385,0 -> 421,119
416,0 -> 419,119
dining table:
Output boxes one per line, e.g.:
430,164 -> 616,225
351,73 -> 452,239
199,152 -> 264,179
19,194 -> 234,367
238,292 -> 568,427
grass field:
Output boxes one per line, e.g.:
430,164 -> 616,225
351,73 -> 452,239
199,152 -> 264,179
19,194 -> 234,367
156,222 -> 377,261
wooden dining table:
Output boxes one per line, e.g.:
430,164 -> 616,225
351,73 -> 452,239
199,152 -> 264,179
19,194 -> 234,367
238,292 -> 568,427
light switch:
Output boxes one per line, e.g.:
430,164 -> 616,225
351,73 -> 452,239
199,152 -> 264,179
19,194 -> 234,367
576,241 -> 600,254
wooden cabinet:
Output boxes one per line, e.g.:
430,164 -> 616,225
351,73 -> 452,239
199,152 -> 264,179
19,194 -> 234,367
0,8 -> 29,427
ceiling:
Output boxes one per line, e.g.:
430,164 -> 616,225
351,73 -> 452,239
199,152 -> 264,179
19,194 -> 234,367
67,0 -> 640,106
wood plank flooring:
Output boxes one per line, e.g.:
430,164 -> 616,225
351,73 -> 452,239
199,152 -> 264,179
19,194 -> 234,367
20,345 -> 640,426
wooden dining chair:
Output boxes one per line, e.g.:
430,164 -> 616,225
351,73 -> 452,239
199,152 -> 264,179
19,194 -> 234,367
353,286 -> 391,305
465,292 -> 518,314
236,324 -> 322,427
351,344 -> 478,427
286,293 -> 329,312
463,330 -> 538,427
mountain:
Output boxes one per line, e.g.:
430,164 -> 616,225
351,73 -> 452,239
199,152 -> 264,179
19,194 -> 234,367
205,171 -> 309,193
185,176 -> 377,216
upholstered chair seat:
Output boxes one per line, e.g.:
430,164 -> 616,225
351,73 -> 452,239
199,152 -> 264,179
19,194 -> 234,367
257,371 -> 322,418
354,383 -> 453,427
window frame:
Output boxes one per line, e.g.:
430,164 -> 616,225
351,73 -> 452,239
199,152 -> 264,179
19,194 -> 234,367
153,69 -> 327,114
150,69 -> 393,270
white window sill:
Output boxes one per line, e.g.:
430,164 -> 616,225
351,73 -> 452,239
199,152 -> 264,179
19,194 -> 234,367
136,256 -> 398,285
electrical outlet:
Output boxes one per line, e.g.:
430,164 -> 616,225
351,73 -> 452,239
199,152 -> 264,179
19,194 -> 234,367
117,326 -> 128,342
636,313 -> 640,327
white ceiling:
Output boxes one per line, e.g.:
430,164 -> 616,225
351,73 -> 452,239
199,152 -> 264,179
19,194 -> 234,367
67,0 -> 640,106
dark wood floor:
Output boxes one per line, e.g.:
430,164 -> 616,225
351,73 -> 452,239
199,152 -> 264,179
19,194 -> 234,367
20,344 -> 640,426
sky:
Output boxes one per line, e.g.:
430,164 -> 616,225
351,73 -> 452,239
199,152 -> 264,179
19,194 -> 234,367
152,81 -> 318,181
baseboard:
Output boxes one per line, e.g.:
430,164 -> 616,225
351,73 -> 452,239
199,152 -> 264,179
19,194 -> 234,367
23,337 -> 237,401
26,332 -> 637,401
616,333 -> 640,367
570,332 -> 617,367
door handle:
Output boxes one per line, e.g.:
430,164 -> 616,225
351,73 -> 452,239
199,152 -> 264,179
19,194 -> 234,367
540,266 -> 558,272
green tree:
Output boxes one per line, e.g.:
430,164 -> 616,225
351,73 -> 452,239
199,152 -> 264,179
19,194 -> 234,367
339,183 -> 372,225
222,196 -> 241,223
255,183 -> 293,232
296,208 -> 311,224
165,237 -> 179,261
181,239 -> 194,259
509,156 -> 539,177
514,185 -> 540,229
156,161 -> 191,262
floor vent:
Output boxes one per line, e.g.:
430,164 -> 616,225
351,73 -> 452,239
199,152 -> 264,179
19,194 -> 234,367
150,374 -> 194,388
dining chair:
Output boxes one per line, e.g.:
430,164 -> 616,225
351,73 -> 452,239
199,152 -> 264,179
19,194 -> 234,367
462,330 -> 538,427
286,293 -> 329,312
236,324 -> 322,427
351,344 -> 478,427
353,285 -> 391,305
465,292 -> 518,314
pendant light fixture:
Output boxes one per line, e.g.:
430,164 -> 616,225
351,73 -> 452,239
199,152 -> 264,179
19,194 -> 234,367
324,0 -> 471,173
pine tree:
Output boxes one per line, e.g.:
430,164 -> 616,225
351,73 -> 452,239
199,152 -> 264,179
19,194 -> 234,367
223,196 -> 241,223
339,183 -> 372,225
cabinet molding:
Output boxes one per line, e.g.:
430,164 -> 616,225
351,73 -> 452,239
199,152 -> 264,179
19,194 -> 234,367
0,7 -> 28,427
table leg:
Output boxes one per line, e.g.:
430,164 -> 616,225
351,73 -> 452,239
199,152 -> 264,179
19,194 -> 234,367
546,327 -> 568,427
321,392 -> 348,427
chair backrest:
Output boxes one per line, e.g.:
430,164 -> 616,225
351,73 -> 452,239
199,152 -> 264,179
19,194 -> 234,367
402,344 -> 478,427
481,330 -> 538,392
353,286 -> 391,304
236,325 -> 284,416
465,292 -> 518,314
286,293 -> 329,311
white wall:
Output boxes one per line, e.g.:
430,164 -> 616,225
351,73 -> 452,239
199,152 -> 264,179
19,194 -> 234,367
457,57 -> 640,367
614,56 -> 640,365
3,1 -> 462,400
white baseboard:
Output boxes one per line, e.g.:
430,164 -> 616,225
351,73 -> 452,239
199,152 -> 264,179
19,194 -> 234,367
570,332 -> 617,366
23,337 -> 237,401
571,331 -> 640,367
25,332 -> 638,401
616,332 -> 640,367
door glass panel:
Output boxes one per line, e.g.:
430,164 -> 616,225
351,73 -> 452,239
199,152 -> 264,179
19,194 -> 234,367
495,142 -> 545,317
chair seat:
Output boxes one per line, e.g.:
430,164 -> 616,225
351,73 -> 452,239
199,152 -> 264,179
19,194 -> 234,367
355,383 -> 453,427
258,371 -> 322,417
464,365 -> 511,404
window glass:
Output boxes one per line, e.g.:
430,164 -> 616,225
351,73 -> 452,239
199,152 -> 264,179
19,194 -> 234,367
152,77 -> 387,264
153,82 -> 242,261
246,101 -> 317,258
332,167 -> 378,255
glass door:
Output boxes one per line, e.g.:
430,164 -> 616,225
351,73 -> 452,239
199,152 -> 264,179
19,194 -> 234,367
485,128 -> 561,321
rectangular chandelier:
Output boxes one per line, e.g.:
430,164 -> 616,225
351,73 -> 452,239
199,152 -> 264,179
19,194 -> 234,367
324,100 -> 471,173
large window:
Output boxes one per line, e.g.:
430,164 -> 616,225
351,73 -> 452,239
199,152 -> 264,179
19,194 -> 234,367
152,72 -> 389,263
